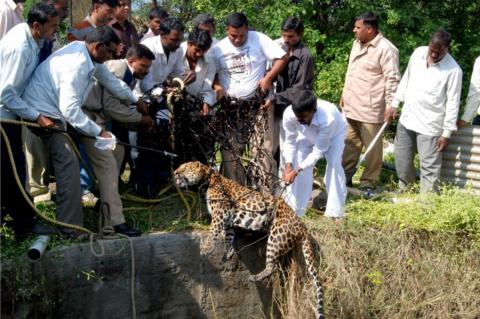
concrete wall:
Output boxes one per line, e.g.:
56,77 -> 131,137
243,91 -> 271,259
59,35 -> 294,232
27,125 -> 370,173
1,231 -> 277,319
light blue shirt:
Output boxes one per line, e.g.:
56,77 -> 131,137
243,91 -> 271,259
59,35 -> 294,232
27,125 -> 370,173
22,41 -> 138,137
0,22 -> 40,120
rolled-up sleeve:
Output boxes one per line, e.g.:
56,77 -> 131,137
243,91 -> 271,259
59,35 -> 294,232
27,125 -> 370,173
0,49 -> 39,120
94,64 -> 138,104
58,68 -> 102,137
442,67 -> 463,138
200,61 -> 217,106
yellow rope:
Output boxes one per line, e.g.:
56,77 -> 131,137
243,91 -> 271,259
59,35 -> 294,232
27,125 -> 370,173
0,123 -> 93,234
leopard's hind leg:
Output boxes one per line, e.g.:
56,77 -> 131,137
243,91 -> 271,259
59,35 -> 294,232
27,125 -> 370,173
248,219 -> 296,282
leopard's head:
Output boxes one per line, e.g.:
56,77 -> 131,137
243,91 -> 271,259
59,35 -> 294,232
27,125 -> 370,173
174,161 -> 212,187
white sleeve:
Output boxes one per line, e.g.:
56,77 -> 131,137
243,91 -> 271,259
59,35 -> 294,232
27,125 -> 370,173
461,57 -> 480,122
200,61 -> 217,106
392,49 -> 417,108
0,48 -> 40,120
140,69 -> 154,93
442,67 -> 463,138
94,64 -> 138,103
58,68 -> 102,137
171,53 -> 185,78
298,128 -> 330,170
258,32 -> 286,61
282,108 -> 298,165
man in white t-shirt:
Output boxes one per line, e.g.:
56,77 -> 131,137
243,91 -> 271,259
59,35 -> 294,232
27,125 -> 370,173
211,12 -> 288,185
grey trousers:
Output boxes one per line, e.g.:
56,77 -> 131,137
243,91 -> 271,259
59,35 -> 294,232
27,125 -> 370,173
38,131 -> 83,227
80,135 -> 126,226
394,123 -> 442,193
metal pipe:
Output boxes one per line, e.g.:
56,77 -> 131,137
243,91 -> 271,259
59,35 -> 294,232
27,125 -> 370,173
27,235 -> 50,262
356,121 -> 389,170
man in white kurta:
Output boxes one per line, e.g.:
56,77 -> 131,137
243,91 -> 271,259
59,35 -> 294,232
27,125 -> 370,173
392,30 -> 462,192
458,56 -> 480,126
282,90 -> 348,218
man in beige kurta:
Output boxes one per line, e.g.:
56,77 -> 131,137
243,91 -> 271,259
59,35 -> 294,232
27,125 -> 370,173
340,12 -> 400,190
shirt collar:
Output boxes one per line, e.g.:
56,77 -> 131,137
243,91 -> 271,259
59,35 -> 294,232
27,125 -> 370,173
85,15 -> 98,28
24,23 -> 41,51
281,41 -> 305,59
356,32 -> 383,48
126,60 -> 135,77
181,41 -> 206,69
420,46 -> 448,67
310,107 -> 321,126
110,19 -> 131,29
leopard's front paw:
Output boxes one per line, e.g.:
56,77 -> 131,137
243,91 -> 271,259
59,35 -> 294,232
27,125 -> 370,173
223,248 -> 235,261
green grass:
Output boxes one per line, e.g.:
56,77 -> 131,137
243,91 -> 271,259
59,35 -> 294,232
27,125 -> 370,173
2,165 -> 479,318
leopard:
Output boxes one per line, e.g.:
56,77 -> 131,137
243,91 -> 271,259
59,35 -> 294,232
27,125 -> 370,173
174,161 -> 325,319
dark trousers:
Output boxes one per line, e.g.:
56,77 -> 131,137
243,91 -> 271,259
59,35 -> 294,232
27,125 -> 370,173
134,119 -> 172,197
1,123 -> 36,238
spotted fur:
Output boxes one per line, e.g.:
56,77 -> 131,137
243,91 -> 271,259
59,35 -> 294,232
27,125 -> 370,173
174,161 -> 325,319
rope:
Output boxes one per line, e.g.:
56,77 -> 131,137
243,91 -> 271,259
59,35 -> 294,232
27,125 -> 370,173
1,120 -> 145,319
0,123 -> 94,234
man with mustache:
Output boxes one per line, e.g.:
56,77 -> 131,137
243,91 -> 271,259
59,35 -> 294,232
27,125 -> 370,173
392,30 -> 463,193
0,3 -> 59,238
80,44 -> 156,236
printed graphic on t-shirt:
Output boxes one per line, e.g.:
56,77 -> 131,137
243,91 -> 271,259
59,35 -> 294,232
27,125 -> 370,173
223,47 -> 252,84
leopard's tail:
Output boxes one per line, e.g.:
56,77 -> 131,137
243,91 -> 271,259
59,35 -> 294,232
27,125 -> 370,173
301,235 -> 325,319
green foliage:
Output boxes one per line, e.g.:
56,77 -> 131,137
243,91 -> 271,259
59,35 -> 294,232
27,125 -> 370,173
134,0 -> 479,107
346,187 -> 480,242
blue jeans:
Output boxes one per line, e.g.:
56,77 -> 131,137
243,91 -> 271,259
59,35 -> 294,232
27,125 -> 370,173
79,143 -> 95,195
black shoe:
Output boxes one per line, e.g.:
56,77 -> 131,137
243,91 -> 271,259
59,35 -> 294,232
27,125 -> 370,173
113,223 -> 141,237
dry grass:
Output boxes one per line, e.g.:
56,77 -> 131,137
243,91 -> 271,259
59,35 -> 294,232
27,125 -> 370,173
268,213 -> 480,319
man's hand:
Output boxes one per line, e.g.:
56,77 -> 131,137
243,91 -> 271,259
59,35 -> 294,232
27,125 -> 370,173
261,98 -> 273,111
258,77 -> 273,93
140,115 -> 156,132
99,130 -> 112,138
457,119 -> 469,128
140,115 -> 155,126
36,115 -> 56,128
215,87 -> 227,100
183,70 -> 196,85
283,163 -> 299,185
436,136 -> 449,152
384,106 -> 398,123
201,103 -> 209,116
136,99 -> 149,115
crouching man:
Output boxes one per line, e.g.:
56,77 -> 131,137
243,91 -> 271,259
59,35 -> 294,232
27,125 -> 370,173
282,90 -> 348,218
81,44 -> 157,236
22,26 -> 147,236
